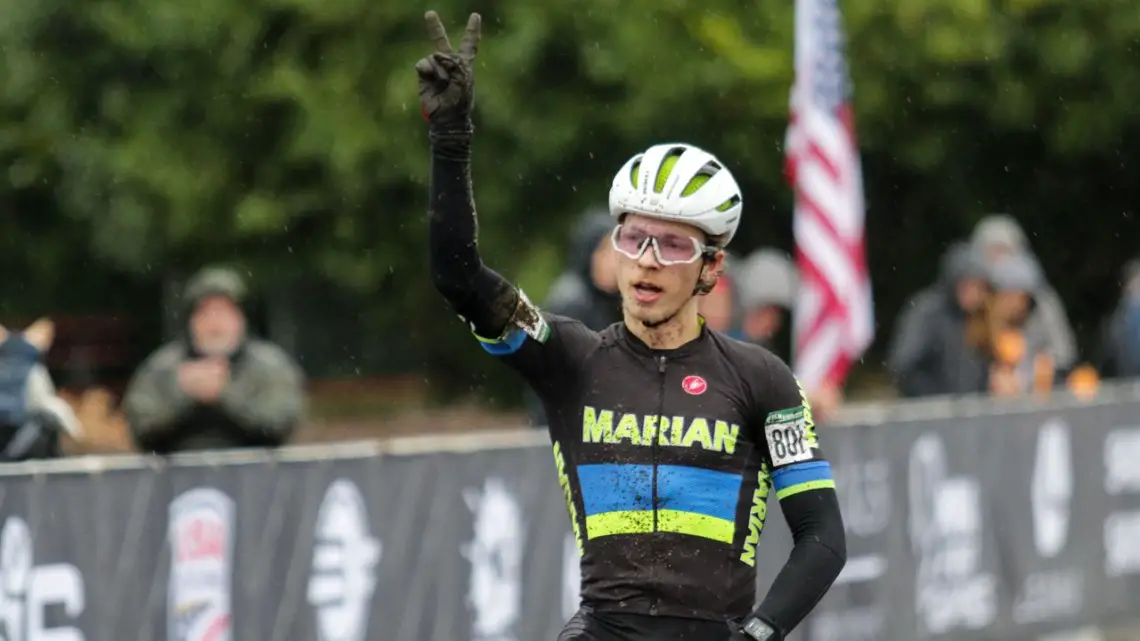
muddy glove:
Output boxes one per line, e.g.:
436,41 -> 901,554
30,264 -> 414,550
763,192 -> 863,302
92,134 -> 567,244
728,615 -> 781,641
415,11 -> 481,135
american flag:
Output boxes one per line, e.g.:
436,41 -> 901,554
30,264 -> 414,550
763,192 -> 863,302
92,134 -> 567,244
784,0 -> 873,391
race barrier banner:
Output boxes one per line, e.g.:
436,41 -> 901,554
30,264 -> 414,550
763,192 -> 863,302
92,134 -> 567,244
1,397 -> 1139,641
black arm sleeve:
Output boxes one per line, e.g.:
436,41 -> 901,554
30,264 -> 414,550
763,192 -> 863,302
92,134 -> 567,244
428,130 -> 519,338
744,350 -> 847,639
752,489 -> 846,638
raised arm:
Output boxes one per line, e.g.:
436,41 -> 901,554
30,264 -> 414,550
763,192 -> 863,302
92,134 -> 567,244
416,11 -> 542,342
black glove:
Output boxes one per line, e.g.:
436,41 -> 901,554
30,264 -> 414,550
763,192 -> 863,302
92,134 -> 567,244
728,614 -> 781,641
414,10 -> 481,134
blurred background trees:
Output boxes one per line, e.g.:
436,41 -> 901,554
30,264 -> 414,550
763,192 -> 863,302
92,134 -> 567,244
2,0 -> 1139,404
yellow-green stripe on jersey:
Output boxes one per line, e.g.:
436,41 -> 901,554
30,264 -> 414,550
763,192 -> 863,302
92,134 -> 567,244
771,461 -> 835,500
577,463 -> 743,544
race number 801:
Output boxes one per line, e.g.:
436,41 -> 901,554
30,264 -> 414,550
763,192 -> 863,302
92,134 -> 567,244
764,417 -> 814,467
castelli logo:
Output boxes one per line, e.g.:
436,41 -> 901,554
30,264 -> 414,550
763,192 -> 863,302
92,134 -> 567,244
681,375 -> 707,396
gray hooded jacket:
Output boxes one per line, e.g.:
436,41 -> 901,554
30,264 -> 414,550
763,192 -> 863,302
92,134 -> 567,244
970,214 -> 1077,370
987,252 -> 1056,390
887,243 -> 990,397
528,210 -> 621,427
543,209 -> 623,331
1098,259 -> 1140,378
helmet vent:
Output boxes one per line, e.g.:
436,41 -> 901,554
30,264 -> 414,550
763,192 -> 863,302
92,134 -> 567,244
654,147 -> 689,194
716,195 -> 742,212
681,161 -> 723,196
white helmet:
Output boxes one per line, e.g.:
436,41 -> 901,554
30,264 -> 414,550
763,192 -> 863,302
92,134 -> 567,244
608,143 -> 744,246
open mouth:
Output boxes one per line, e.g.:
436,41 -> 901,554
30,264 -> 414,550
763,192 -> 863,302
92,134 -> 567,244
632,281 -> 663,303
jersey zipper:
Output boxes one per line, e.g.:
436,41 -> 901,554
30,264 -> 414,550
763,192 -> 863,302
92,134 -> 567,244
650,354 -> 667,616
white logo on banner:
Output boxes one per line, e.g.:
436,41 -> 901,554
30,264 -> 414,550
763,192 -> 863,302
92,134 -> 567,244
1104,511 -> 1140,577
462,478 -> 524,641
561,533 -> 581,622
1032,419 -> 1073,559
833,460 -> 890,586
807,460 -> 889,641
1103,427 -> 1140,576
1104,428 -> 1140,496
168,488 -> 234,641
908,433 -> 996,635
836,460 -> 891,538
307,479 -> 382,641
1014,419 -> 1083,624
0,517 -> 85,641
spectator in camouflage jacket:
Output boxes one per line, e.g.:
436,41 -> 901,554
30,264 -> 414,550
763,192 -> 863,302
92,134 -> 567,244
123,267 -> 305,454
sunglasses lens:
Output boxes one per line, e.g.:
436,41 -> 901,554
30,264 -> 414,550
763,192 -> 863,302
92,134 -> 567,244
612,225 -> 703,264
613,226 -> 649,259
655,234 -> 701,264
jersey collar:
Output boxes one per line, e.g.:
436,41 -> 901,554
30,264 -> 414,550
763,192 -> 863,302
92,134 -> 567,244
618,317 -> 711,360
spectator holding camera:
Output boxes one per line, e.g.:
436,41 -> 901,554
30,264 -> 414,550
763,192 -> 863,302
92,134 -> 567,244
123,267 -> 305,454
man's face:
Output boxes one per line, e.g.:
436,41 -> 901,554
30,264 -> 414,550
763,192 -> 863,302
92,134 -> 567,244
589,235 -> 618,294
956,277 -> 988,314
984,242 -> 1016,266
992,290 -> 1031,325
614,214 -> 718,326
190,295 -> 246,356
744,306 -> 784,342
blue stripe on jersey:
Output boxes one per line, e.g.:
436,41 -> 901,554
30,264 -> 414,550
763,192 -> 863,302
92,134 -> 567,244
656,464 -> 741,522
771,461 -> 833,494
577,463 -> 741,522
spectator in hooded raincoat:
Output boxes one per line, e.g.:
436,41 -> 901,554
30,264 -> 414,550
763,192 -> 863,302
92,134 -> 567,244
526,209 -> 620,427
734,248 -> 797,360
123,266 -> 305,453
968,251 -> 1057,397
1097,258 -> 1140,379
970,214 -> 1077,372
542,209 -> 621,331
888,242 -> 991,397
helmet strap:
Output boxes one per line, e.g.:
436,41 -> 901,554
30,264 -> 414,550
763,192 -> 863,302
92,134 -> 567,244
692,255 -> 719,296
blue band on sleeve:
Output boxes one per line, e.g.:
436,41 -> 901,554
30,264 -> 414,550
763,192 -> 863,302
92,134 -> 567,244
772,461 -> 834,499
476,327 -> 528,355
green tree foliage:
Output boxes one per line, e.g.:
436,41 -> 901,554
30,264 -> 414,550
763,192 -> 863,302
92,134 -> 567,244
2,0 -> 1140,399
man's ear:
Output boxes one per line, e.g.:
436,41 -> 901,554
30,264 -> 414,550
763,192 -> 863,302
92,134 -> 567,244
709,249 -> 727,275
696,250 -> 726,295
706,250 -> 728,284
23,318 -> 55,352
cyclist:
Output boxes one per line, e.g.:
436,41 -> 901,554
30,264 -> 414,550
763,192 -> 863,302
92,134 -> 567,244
416,12 -> 846,641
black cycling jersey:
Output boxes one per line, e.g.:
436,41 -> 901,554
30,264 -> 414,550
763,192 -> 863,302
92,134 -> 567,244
559,608 -> 736,641
426,130 -> 846,639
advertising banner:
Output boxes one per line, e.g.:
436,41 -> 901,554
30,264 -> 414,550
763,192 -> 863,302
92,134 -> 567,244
0,400 -> 1138,641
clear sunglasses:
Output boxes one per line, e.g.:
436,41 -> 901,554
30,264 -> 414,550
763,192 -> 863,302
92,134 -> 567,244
610,224 -> 713,266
